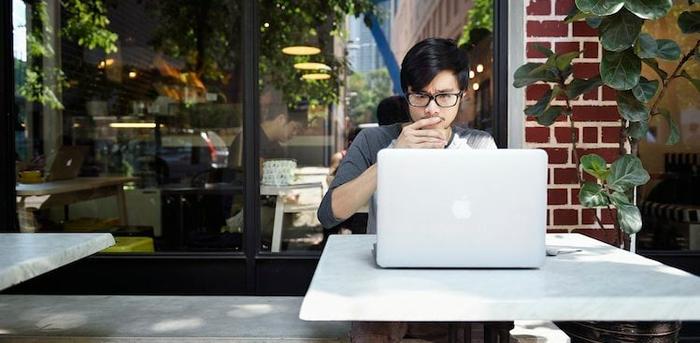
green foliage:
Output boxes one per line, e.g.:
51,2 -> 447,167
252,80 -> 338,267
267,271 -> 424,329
347,69 -> 392,124
600,48 -> 641,90
61,0 -> 118,53
514,0 -> 700,236
458,0 -> 493,46
19,0 -> 118,110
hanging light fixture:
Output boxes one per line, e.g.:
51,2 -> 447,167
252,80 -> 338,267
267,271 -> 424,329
282,46 -> 321,55
302,73 -> 331,80
294,62 -> 331,70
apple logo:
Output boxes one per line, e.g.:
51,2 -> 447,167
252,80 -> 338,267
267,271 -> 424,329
66,158 -> 73,167
451,196 -> 472,219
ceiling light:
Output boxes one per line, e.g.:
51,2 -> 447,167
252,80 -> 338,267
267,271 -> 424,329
302,73 -> 331,80
469,70 -> 475,79
282,46 -> 321,55
472,83 -> 480,91
294,62 -> 331,70
476,64 -> 484,73
128,71 -> 137,78
110,123 -> 157,129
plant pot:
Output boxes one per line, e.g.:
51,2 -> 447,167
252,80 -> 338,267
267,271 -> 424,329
555,321 -> 681,343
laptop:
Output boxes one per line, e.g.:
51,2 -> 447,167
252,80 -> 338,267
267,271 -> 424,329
375,149 -> 547,268
44,146 -> 87,181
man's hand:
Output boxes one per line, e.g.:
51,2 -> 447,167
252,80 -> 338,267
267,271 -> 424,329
394,117 -> 447,149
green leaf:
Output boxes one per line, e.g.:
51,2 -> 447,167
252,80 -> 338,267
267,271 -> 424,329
513,63 -> 559,88
678,11 -> 700,33
535,106 -> 565,126
624,0 -> 672,20
601,49 -> 641,90
525,88 -> 554,115
631,76 -> 659,102
658,108 -> 681,145
617,203 -> 643,234
566,76 -> 603,99
556,51 -> 582,71
656,39 -> 681,60
642,58 -> 668,79
609,190 -> 631,206
580,182 -> 611,207
606,154 -> 651,192
680,70 -> 700,94
533,44 -> 554,57
581,154 -> 611,180
634,33 -> 657,59
626,119 -> 649,139
586,16 -> 604,28
598,9 -> 644,52
565,5 -> 593,22
576,0 -> 625,16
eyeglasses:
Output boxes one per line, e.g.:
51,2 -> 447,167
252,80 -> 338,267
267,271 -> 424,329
406,91 -> 463,108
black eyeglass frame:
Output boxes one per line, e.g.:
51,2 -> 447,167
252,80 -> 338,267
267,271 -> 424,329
405,91 -> 464,108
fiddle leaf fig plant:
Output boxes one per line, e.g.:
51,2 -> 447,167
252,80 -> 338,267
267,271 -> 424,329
514,0 -> 700,242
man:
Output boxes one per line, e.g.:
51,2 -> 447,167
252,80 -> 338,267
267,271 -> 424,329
316,38 -> 496,343
228,94 -> 304,167
376,95 -> 410,126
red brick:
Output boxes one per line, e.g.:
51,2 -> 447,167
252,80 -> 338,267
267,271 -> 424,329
601,208 -> 618,225
527,0 -> 551,15
526,84 -> 552,101
555,127 -> 578,143
553,209 -> 578,225
601,126 -> 621,143
583,42 -> 598,58
571,188 -> 580,205
527,42 -> 551,58
542,148 -> 570,164
573,63 -> 600,79
582,209 -> 597,225
583,172 -> 597,182
526,127 -> 551,143
527,21 -> 568,37
555,41 -> 580,54
572,228 -> 620,245
583,127 -> 598,143
554,168 -> 579,184
572,106 -> 620,121
547,229 -> 570,233
573,21 -> 597,37
583,88 -> 599,100
576,148 -> 620,164
602,86 -> 617,101
555,0 -> 575,15
548,188 -> 568,205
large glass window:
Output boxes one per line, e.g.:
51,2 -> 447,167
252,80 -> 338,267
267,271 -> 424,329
636,1 -> 700,252
13,0 -> 244,253
258,0 -> 496,253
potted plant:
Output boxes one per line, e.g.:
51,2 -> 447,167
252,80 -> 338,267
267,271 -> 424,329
513,0 -> 699,341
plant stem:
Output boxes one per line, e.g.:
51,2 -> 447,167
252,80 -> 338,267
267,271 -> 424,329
560,78 -> 606,230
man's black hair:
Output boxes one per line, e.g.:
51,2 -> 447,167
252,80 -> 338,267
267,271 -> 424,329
400,38 -> 469,94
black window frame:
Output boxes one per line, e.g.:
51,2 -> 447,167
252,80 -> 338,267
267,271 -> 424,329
1,0 -> 510,295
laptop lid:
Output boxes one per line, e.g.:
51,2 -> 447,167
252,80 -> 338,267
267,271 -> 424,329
375,149 -> 547,268
45,146 -> 87,181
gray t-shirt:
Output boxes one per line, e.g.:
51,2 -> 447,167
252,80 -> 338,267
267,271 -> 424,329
317,123 -> 497,233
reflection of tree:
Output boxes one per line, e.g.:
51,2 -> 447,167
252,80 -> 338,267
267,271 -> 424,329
347,69 -> 391,124
458,0 -> 492,47
259,0 -> 375,107
19,0 -> 118,109
148,0 -> 241,83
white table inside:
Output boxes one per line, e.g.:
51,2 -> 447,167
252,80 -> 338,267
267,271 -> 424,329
301,234 -> 700,325
0,233 -> 115,291
261,182 -> 324,252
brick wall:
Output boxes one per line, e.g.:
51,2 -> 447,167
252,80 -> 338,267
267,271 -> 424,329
524,0 -> 620,240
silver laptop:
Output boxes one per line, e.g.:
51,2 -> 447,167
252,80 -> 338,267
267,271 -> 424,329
375,149 -> 547,268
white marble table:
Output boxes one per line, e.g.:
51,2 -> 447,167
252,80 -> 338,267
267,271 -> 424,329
300,234 -> 700,322
0,233 -> 115,291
